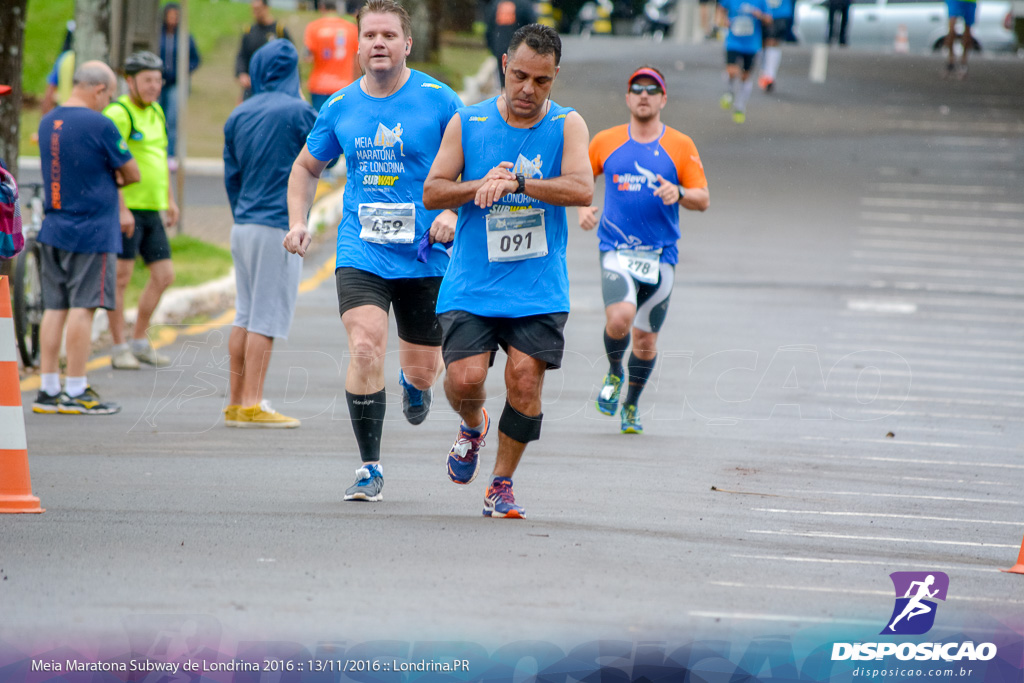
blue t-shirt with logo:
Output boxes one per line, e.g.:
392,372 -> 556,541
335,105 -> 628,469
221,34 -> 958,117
305,70 -> 462,279
436,97 -> 574,318
723,0 -> 770,54
37,106 -> 134,254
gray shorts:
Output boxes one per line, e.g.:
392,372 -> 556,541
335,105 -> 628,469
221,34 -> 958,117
231,223 -> 302,339
40,245 -> 117,311
599,250 -> 675,333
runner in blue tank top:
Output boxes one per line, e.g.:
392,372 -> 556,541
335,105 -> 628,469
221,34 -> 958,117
285,0 -> 462,503
423,24 -> 593,519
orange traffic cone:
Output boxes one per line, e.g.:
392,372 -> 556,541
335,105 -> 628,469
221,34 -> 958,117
0,275 -> 44,513
894,24 -> 910,53
1001,535 -> 1024,575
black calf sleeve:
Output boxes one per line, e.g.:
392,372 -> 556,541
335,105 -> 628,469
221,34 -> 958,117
498,400 -> 543,443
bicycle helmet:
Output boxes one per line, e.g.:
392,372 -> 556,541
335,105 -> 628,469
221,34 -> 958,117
123,51 -> 163,75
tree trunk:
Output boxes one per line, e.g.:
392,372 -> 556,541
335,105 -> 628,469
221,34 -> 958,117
0,0 -> 29,178
443,0 -> 479,32
406,0 -> 440,62
75,0 -> 113,64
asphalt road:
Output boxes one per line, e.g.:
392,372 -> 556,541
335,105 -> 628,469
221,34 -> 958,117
3,39 -> 1023,668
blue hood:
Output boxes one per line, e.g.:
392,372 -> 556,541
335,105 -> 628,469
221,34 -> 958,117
249,38 -> 301,97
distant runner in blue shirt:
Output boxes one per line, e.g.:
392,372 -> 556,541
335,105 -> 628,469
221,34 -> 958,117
285,0 -> 462,504
423,24 -> 594,519
717,0 -> 770,123
759,0 -> 794,91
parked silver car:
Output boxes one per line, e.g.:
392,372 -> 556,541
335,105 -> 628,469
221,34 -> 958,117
794,0 -> 1018,52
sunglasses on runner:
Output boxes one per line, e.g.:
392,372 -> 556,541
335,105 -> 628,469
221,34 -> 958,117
629,83 -> 663,95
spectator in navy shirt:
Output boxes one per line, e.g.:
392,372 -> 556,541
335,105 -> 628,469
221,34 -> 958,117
32,61 -> 141,417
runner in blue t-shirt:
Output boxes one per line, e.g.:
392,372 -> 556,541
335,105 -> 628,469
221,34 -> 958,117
717,0 -> 770,123
423,24 -> 593,519
33,61 -> 140,417
285,0 -> 462,503
759,0 -> 794,91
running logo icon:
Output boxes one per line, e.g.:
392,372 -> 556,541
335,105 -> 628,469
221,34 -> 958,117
882,572 -> 949,635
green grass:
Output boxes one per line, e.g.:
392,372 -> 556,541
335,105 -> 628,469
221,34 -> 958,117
125,234 -> 232,309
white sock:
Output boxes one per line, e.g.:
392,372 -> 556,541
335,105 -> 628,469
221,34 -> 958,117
41,373 -> 62,396
65,377 -> 88,397
131,338 -> 149,352
113,342 -> 130,352
736,78 -> 754,111
764,47 -> 782,79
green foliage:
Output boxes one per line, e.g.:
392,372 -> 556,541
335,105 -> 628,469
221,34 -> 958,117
23,0 -> 75,96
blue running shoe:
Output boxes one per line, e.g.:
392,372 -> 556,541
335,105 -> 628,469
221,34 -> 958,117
620,404 -> 643,434
399,369 -> 432,425
344,463 -> 383,501
447,408 -> 489,485
596,373 -> 623,416
483,477 -> 525,518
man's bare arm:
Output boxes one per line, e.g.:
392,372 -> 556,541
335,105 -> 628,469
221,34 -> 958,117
283,145 -> 329,256
517,112 -> 594,208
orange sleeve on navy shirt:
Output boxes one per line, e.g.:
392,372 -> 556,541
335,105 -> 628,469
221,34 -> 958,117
661,127 -> 708,190
588,124 -> 631,177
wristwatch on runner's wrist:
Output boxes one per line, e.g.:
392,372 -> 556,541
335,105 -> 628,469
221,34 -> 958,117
677,185 -> 686,202
516,173 -> 526,194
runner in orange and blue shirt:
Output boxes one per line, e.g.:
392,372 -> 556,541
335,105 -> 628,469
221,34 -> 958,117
579,67 -> 709,435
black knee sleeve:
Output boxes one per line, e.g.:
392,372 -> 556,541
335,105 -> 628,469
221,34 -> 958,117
498,400 -> 543,443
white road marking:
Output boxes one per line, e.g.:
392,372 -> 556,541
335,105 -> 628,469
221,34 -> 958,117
855,408 -> 1024,423
862,197 -> 1024,213
802,438 -> 1019,454
855,239 -> 1024,257
813,453 -> 1024,470
865,183 -> 1007,195
851,264 -> 1024,281
687,611 -> 876,626
707,581 -> 1024,605
845,299 -> 917,314
860,214 -> 1024,231
731,554 -> 998,573
852,250 -> 1024,269
753,508 -> 1023,527
748,529 -> 1019,548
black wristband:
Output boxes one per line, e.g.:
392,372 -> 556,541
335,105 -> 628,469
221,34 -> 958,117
677,185 -> 686,202
516,173 -> 526,194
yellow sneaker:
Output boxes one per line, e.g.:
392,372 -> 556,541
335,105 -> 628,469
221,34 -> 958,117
732,110 -> 746,124
236,401 -> 300,429
224,404 -> 242,427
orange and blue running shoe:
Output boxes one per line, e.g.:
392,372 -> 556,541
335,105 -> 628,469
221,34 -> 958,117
483,477 -> 525,518
447,408 -> 489,484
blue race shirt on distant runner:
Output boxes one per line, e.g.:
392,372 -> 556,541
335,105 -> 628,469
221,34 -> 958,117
767,0 -> 794,20
723,0 -> 769,53
305,70 -> 462,279
37,106 -> 134,254
436,97 -> 574,318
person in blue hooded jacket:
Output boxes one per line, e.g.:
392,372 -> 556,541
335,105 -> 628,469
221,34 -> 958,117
222,39 -> 317,428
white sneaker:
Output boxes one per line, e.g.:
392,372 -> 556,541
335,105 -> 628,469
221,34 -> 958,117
111,347 -> 141,370
133,343 -> 171,367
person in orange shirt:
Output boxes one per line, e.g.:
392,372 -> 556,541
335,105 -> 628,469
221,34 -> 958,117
579,67 -> 710,434
304,0 -> 360,110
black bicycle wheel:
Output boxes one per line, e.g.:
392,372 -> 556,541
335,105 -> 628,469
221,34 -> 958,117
12,237 -> 42,367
